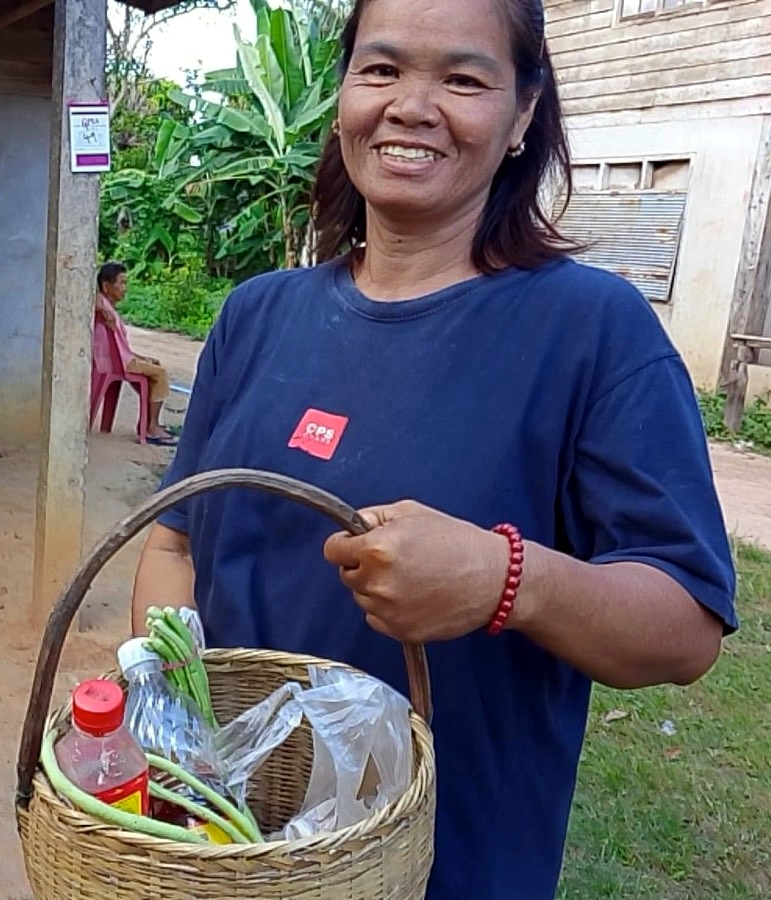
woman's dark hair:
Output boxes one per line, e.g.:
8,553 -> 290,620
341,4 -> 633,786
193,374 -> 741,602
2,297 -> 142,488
97,261 -> 127,291
312,0 -> 577,272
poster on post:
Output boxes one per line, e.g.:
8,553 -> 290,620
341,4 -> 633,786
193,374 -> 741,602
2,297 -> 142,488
68,102 -> 111,173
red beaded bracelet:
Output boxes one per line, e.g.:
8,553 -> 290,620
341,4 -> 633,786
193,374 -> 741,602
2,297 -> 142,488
486,523 -> 525,636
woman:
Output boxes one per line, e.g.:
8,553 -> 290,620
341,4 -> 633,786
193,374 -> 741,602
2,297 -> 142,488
131,0 -> 736,896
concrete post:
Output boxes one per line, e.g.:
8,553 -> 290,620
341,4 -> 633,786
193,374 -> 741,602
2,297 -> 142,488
32,0 -> 106,629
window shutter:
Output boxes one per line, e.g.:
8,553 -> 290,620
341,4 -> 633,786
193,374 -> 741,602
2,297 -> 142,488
557,191 -> 687,303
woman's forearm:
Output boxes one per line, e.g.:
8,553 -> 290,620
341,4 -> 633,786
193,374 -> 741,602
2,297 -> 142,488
510,542 -> 724,689
131,524 -> 196,635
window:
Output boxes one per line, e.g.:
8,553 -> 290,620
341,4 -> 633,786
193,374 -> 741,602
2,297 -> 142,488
556,159 -> 691,303
619,0 -> 706,18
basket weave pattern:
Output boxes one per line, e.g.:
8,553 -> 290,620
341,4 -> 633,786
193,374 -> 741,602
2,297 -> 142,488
18,649 -> 435,898
15,471 -> 436,900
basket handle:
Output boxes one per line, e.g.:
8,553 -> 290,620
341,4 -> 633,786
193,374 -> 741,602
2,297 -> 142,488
16,468 -> 433,809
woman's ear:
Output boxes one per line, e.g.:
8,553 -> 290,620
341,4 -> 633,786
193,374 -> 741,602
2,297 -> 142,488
508,95 -> 539,153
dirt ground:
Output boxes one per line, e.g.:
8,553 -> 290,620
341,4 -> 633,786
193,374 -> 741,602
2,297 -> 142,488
1,326 -> 770,897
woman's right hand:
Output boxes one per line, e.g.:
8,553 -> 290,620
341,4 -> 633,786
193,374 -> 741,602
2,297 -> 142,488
324,500 -> 508,644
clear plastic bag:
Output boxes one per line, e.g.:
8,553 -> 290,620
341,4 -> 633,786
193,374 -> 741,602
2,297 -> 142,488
214,683 -> 304,808
178,606 -> 206,654
214,666 -> 413,840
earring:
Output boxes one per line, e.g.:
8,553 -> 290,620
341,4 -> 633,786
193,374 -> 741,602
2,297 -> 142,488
508,141 -> 525,159
332,119 -> 340,136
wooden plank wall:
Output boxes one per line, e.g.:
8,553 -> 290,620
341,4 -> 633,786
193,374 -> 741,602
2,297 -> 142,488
0,6 -> 52,97
545,0 -> 771,117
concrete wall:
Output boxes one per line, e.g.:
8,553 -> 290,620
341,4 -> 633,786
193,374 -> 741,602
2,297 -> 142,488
0,94 -> 50,449
567,114 -> 771,394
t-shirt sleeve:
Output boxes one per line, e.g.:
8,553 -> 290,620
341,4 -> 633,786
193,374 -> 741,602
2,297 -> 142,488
155,296 -> 230,535
565,353 -> 738,633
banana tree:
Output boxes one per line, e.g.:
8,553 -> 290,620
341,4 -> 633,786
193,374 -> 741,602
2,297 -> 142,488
155,0 -> 342,271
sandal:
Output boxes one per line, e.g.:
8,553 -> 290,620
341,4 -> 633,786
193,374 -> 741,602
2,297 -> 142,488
145,434 -> 178,446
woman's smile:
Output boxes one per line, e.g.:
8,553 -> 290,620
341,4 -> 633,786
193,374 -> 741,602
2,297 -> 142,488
374,142 -> 446,175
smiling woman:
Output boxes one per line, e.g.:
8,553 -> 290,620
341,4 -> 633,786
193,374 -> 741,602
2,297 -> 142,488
132,1 -> 737,899
313,0 -> 575,277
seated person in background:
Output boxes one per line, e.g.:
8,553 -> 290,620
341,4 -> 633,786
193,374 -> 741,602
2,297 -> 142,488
94,261 -> 176,445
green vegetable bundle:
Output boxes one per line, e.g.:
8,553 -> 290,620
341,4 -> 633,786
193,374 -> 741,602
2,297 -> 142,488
145,606 -> 217,728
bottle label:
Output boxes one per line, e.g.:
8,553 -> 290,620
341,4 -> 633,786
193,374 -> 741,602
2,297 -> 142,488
95,770 -> 149,816
191,820 -> 233,844
111,790 -> 145,816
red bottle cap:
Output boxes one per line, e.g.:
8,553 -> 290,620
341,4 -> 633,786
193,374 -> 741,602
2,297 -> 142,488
72,679 -> 125,736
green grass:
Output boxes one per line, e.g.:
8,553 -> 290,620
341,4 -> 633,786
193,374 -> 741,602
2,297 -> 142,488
558,542 -> 771,898
698,391 -> 771,453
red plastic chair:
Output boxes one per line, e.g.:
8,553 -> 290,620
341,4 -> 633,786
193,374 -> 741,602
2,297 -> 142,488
90,321 -> 149,444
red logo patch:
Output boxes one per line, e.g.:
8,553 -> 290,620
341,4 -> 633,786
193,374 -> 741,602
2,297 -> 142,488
288,408 -> 349,460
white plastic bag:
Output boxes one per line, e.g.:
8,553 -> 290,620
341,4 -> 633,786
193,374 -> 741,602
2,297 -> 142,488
214,666 -> 413,840
280,666 -> 412,839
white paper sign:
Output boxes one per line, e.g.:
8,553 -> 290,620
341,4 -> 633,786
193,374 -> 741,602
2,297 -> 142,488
69,103 -> 111,173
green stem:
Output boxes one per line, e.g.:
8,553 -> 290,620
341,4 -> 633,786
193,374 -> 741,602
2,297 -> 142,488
149,781 -> 248,844
146,753 -> 263,843
241,801 -> 261,836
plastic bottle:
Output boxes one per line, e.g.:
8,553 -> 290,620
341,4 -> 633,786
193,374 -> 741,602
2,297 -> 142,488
55,679 -> 149,815
117,637 -> 233,844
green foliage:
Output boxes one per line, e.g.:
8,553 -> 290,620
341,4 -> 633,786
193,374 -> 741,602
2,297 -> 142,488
156,0 -> 343,271
698,391 -> 771,450
100,63 -> 235,334
99,77 -> 211,277
110,77 -> 186,172
558,541 -> 771,898
106,0 -> 237,120
119,258 -> 231,340
99,0 -> 346,338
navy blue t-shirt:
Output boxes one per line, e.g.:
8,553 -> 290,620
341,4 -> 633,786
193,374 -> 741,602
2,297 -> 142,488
159,258 -> 736,899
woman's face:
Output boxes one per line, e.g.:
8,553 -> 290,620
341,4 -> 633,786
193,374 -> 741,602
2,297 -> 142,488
338,0 -> 531,229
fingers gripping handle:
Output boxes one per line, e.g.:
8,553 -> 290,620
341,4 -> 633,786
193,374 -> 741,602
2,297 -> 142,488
16,469 -> 433,808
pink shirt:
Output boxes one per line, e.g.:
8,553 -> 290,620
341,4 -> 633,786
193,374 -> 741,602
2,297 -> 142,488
93,294 -> 135,373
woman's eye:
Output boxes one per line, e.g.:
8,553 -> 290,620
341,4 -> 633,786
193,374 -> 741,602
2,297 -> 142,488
363,64 -> 399,79
446,74 -> 485,90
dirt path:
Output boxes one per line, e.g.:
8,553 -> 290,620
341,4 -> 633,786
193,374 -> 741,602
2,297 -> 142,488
0,327 -> 201,898
708,443 -> 771,548
0,325 -> 769,897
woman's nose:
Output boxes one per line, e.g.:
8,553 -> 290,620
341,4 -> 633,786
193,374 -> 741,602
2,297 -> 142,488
384,81 -> 441,128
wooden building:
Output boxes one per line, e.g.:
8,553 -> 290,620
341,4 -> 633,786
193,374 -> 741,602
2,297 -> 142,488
545,0 -> 771,397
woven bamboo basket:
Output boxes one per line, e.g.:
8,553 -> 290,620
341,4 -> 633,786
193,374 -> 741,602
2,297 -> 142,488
16,469 -> 436,899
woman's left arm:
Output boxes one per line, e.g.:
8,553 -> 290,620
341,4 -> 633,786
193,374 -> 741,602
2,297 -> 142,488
325,356 -> 735,690
506,543 -> 723,688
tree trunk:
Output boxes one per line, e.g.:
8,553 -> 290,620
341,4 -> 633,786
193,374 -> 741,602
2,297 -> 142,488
281,196 -> 298,269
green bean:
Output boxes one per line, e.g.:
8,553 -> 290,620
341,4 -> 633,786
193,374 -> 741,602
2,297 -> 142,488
146,609 -> 217,728
149,781 -> 248,844
150,618 -> 192,666
145,636 -> 188,694
146,753 -> 263,843
152,620 -> 200,697
163,607 -> 196,654
161,608 -> 216,726
146,620 -> 199,705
